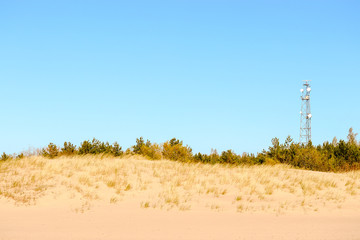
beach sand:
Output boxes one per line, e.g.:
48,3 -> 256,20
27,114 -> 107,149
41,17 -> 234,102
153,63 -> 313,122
1,156 -> 359,239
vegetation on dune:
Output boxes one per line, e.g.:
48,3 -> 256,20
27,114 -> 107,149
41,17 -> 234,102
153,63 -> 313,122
1,128 -> 360,172
0,154 -> 359,212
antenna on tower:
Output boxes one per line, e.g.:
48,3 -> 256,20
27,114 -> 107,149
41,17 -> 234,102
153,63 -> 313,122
300,80 -> 312,144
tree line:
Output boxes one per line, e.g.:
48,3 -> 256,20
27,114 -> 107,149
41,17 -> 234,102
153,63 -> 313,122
1,128 -> 359,172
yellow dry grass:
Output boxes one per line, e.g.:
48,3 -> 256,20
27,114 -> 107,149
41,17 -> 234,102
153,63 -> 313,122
1,155 -> 360,214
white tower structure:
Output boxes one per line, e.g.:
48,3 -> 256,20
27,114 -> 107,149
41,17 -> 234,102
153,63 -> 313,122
300,80 -> 312,144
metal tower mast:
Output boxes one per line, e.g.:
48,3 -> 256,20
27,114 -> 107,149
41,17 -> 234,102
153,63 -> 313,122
300,80 -> 312,144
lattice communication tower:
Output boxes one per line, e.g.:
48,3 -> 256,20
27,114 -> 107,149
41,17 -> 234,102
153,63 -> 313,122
300,80 -> 312,144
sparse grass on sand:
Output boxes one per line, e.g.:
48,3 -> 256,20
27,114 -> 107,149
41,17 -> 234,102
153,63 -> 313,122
0,155 -> 360,214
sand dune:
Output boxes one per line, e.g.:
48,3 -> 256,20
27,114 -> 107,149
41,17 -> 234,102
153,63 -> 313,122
1,155 -> 360,239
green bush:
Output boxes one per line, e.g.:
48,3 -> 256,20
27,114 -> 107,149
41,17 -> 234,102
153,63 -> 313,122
78,138 -> 123,156
61,142 -> 77,155
194,149 -> 221,164
260,128 -> 360,172
42,143 -> 59,159
220,150 -> 240,164
131,137 -> 160,159
194,153 -> 212,163
78,140 -> 92,154
140,143 -> 162,160
162,138 -> 193,162
1,152 -> 12,161
132,137 -> 146,155
110,142 -> 123,157
4,127 -> 360,172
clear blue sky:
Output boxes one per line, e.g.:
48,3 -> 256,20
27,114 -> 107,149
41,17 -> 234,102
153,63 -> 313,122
1,0 -> 359,155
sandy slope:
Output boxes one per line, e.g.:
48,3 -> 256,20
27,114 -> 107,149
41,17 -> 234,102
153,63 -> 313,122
1,156 -> 360,239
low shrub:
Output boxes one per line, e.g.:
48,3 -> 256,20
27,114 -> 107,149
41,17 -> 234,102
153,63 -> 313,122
5,127 -> 360,172
42,143 -> 59,159
220,150 -> 240,164
78,138 -> 105,155
194,152 -> 220,164
61,142 -> 77,155
162,138 -> 193,162
78,140 -> 92,155
140,143 -> 162,160
1,152 -> 12,161
110,142 -> 123,157
132,137 -> 147,155
131,137 -> 162,160
37,138 -> 123,158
